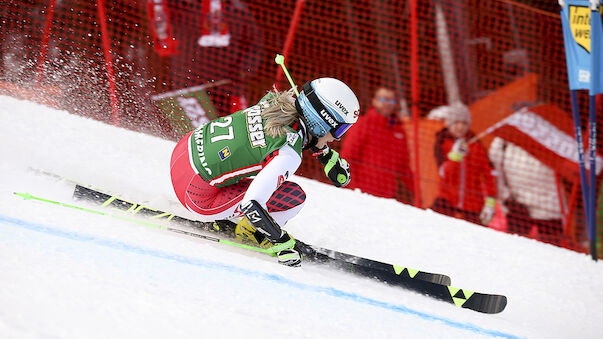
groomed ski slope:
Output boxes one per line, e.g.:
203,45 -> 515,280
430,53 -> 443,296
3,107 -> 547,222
0,95 -> 601,339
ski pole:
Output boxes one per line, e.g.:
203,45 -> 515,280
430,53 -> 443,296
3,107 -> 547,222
274,54 -> 299,97
13,192 -> 273,255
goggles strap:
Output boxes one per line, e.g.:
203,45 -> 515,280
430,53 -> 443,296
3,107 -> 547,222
302,82 -> 341,131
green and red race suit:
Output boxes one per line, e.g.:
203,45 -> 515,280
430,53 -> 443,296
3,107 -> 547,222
189,93 -> 304,188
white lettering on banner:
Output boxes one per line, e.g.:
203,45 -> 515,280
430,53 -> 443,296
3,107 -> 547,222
198,34 -> 231,47
176,97 -> 210,127
503,107 -> 602,174
246,105 -> 266,147
578,69 -> 591,83
193,125 -> 212,175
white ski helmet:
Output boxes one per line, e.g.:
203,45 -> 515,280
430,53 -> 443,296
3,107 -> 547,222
295,77 -> 360,139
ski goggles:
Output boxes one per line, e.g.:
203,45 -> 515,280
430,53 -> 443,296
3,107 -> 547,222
331,122 -> 353,139
302,82 -> 353,139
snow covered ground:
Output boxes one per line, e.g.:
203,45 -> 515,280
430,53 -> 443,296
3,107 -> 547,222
1,95 -> 602,339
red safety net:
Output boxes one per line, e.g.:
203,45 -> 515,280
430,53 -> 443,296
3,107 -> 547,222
0,0 -> 600,255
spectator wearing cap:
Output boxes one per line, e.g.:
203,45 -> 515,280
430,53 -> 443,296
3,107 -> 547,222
429,103 -> 497,225
340,87 -> 415,203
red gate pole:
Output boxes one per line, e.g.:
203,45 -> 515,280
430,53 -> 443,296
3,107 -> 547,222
96,0 -> 120,126
36,0 -> 57,83
410,0 -> 422,208
275,0 -> 305,90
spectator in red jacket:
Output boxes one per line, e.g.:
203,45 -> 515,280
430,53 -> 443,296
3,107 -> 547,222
429,103 -> 497,225
340,87 -> 414,203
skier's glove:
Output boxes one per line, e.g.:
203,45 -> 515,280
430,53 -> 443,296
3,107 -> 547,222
276,248 -> 303,267
447,138 -> 468,162
480,197 -> 496,225
267,232 -> 303,267
314,147 -> 351,188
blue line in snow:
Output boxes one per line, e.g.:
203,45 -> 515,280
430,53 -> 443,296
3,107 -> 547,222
0,214 -> 521,339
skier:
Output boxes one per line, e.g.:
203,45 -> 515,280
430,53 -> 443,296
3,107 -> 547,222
169,78 -> 360,267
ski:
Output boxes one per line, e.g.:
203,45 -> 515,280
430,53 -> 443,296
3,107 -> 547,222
15,186 -> 506,314
69,185 -> 507,314
299,243 -> 507,314
72,184 -> 451,286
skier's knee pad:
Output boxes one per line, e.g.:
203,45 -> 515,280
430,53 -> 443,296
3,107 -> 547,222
266,181 -> 306,213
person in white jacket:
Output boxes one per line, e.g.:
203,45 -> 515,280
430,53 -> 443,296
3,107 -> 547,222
488,137 -> 565,245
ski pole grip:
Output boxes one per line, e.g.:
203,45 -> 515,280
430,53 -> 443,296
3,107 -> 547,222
275,54 -> 300,97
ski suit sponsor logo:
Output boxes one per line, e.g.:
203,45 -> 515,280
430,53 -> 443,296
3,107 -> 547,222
218,146 -> 231,161
193,124 -> 212,175
276,170 -> 289,188
246,105 -> 266,147
286,132 -> 298,146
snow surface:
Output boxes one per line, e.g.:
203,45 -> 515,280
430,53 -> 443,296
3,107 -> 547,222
0,95 -> 602,339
